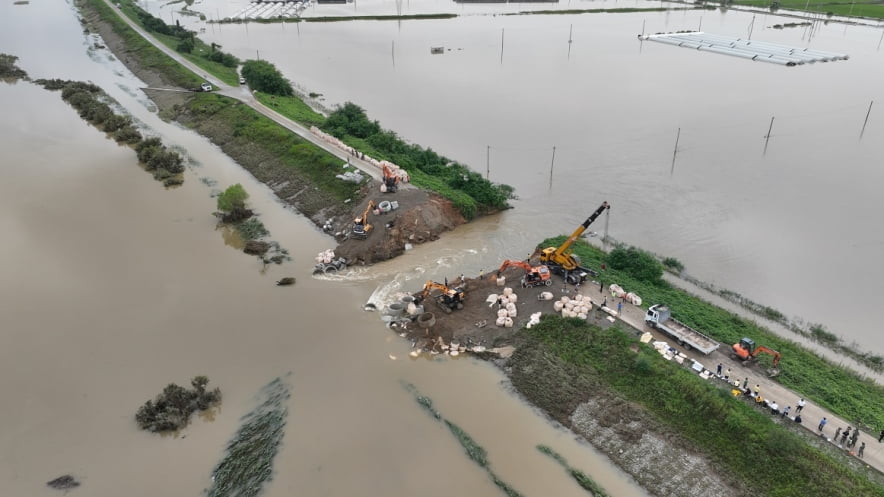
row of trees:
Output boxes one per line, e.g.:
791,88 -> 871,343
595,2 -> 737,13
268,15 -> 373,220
322,102 -> 513,218
133,6 -> 238,68
37,79 -> 184,186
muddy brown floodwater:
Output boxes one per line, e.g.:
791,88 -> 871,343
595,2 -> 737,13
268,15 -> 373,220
0,2 -> 650,497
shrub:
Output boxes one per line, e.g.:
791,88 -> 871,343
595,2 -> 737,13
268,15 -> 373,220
608,246 -> 663,282
241,60 -> 293,96
135,376 -> 221,432
217,184 -> 249,213
662,257 -> 684,273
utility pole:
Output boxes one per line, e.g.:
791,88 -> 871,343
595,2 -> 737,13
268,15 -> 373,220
548,146 -> 557,188
763,116 -> 775,155
486,145 -> 490,180
567,24 -> 573,60
860,100 -> 874,140
500,28 -> 505,64
670,127 -> 681,176
392,40 -> 395,67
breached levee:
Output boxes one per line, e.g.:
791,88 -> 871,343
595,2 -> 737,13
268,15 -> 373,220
208,376 -> 291,497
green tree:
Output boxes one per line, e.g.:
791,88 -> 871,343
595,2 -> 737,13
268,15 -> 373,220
217,184 -> 249,212
241,60 -> 293,96
607,246 -> 663,283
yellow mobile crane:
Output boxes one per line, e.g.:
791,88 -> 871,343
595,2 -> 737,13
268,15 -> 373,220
539,201 -> 610,284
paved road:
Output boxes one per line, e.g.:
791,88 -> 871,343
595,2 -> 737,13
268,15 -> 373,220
101,0 -> 384,183
592,286 -> 884,475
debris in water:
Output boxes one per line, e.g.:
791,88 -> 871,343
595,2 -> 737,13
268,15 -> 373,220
275,277 -> 295,286
208,376 -> 290,497
135,376 -> 221,432
389,354 -> 397,360
47,475 -> 80,491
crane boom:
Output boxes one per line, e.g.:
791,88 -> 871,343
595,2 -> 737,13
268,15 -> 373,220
540,201 -> 610,271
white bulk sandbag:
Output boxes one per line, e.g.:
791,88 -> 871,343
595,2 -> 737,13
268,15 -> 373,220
380,184 -> 387,193
507,309 -> 517,318
540,292 -> 554,301
497,309 -> 508,318
496,276 -> 506,287
632,295 -> 643,306
496,316 -> 507,327
561,296 -> 571,303
506,302 -> 516,312
577,312 -> 587,320
574,294 -> 584,302
503,287 -> 513,296
504,317 -> 514,328
553,301 -> 564,312
565,302 -> 575,311
486,294 -> 499,304
508,293 -> 518,303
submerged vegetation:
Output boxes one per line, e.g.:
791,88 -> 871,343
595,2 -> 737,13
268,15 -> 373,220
536,445 -> 609,497
541,236 -> 884,429
135,376 -> 221,432
511,316 -> 883,497
214,184 -> 289,264
36,78 -> 184,186
208,376 -> 290,497
0,53 -> 29,80
403,383 -> 524,497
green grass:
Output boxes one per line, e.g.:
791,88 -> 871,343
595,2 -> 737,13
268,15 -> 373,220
112,0 -> 239,86
82,0 -> 203,89
185,93 -> 359,201
541,236 -> 884,430
216,13 -> 458,24
514,316 -> 884,497
254,92 -> 326,127
733,0 -> 884,19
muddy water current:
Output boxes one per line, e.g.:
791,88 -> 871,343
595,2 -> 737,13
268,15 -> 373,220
1,2 -> 648,496
159,0 -> 884,357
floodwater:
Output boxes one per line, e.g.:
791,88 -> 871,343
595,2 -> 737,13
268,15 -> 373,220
171,0 -> 884,355
0,2 -> 648,497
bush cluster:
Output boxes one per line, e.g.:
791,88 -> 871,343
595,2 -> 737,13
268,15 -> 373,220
133,4 -> 238,68
321,102 -> 512,219
135,376 -> 221,432
241,60 -> 293,96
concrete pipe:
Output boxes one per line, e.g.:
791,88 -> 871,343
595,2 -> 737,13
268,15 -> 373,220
417,312 -> 436,328
387,303 -> 406,317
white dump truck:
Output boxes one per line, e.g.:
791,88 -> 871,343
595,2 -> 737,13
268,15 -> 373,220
644,304 -> 720,355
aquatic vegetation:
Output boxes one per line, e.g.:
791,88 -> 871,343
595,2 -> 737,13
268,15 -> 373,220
537,445 -> 609,497
135,376 -> 221,432
208,376 -> 290,497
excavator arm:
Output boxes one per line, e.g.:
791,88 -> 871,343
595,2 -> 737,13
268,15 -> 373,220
753,346 -> 782,367
498,259 -> 533,275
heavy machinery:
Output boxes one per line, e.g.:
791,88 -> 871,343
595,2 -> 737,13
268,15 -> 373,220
539,201 -> 610,284
381,164 -> 399,193
352,200 -> 375,239
497,259 -> 552,288
417,280 -> 465,313
645,304 -> 720,355
732,337 -> 782,370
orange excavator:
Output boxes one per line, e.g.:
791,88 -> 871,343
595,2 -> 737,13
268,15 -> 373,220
381,164 -> 399,193
417,280 -> 465,313
732,337 -> 782,376
352,200 -> 375,240
497,259 -> 552,288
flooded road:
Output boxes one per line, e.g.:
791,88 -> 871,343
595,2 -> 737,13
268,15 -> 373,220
167,0 -> 884,355
0,2 -> 648,496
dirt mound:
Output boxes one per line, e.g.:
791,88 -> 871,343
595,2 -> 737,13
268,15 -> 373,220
333,186 -> 465,265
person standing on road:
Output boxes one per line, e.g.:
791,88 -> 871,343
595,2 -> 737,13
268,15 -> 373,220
859,442 -> 866,458
841,427 -> 850,445
743,377 -> 749,390
781,405 -> 791,418
617,300 -> 623,315
754,384 -> 761,397
725,368 -> 731,380
599,280 -> 604,293
818,417 -> 828,432
834,427 -> 842,443
879,429 -> 884,442
796,398 -> 806,413
717,363 -> 723,376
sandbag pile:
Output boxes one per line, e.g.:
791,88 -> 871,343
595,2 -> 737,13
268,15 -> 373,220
316,249 -> 336,264
526,312 -> 542,329
538,291 -> 554,301
608,284 -> 642,306
335,170 -> 364,183
553,294 -> 592,319
309,126 -> 411,183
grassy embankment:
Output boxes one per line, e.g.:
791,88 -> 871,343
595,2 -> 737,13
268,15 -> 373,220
541,236 -> 884,431
727,0 -> 884,20
112,0 -> 240,86
511,316 -> 884,497
82,0 -> 202,89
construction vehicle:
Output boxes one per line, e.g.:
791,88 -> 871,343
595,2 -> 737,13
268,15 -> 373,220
644,304 -> 721,355
497,259 -> 552,288
539,201 -> 610,284
416,280 -> 465,313
381,164 -> 399,193
732,338 -> 781,375
352,200 -> 376,239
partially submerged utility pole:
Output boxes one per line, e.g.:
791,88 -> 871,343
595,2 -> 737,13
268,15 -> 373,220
763,116 -> 775,155
670,127 -> 680,176
860,100 -> 874,140
548,146 -> 556,189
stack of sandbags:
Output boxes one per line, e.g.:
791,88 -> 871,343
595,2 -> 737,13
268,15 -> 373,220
609,284 -> 626,298
496,308 -> 508,327
315,249 -> 336,264
526,311 -> 542,329
506,302 -> 517,318
554,295 -> 591,319
486,294 -> 499,307
504,317 -> 514,328
539,291 -> 554,301
625,292 -> 642,306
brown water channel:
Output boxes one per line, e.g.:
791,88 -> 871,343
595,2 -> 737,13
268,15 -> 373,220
0,2 -> 648,496
174,1 -> 884,356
